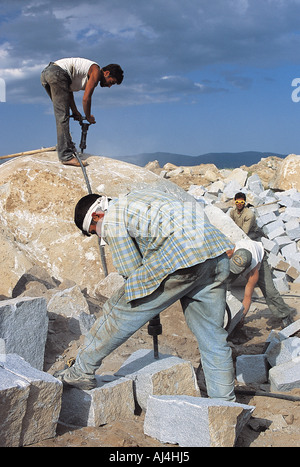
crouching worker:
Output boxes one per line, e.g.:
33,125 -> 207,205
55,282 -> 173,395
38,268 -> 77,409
56,189 -> 236,401
227,239 -> 295,328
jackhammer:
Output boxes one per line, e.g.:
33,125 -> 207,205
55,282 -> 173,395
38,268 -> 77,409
148,315 -> 162,359
78,119 -> 90,154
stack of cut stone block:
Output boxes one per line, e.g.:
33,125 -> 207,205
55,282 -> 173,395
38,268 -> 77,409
0,276 -> 100,447
236,319 -> 300,391
59,349 -> 255,447
189,174 -> 300,291
0,354 -> 62,447
0,296 -> 63,446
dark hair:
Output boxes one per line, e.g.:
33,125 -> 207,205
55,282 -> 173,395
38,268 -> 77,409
102,64 -> 124,84
234,192 -> 246,201
74,193 -> 101,236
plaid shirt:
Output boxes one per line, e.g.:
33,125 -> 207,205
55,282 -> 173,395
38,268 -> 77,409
102,189 -> 233,302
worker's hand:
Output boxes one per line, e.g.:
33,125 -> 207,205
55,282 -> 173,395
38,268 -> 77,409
72,111 -> 83,121
86,114 -> 96,124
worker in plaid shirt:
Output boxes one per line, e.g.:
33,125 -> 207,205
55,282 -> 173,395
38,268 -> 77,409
56,189 -> 236,401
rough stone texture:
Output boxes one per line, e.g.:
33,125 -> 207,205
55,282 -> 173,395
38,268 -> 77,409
278,319 -> 300,340
269,357 -> 300,392
0,151 -> 195,297
115,349 -> 200,411
46,284 -> 93,334
59,376 -> 135,426
11,265 -> 60,298
0,365 -> 30,447
0,233 -> 33,299
204,204 -> 247,244
0,354 -> 62,447
0,296 -> 48,370
236,354 -> 269,384
144,395 -> 255,447
270,154 -> 300,191
95,272 -> 125,298
265,336 -> 300,367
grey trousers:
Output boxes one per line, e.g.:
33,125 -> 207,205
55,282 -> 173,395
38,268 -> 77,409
41,63 -> 76,161
75,254 -> 236,401
258,254 -> 293,319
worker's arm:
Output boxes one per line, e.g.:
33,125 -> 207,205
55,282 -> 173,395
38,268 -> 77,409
82,64 -> 101,124
242,266 -> 260,316
69,92 -> 82,121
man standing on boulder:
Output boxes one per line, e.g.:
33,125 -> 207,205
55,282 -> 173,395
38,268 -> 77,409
41,58 -> 124,167
56,189 -> 236,401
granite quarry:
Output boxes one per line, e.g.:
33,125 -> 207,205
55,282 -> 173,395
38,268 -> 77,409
1,151 -> 300,447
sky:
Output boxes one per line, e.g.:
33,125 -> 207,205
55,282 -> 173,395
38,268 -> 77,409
1,0 -> 300,159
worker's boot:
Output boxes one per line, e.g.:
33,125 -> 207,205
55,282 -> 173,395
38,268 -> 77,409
54,365 -> 97,390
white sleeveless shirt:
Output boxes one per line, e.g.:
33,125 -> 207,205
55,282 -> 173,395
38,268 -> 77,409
55,58 -> 100,92
234,239 -> 264,276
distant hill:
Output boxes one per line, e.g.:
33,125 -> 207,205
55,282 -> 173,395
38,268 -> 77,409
0,150 -> 287,169
108,151 -> 286,169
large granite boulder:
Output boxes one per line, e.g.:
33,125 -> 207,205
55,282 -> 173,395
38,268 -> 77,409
270,154 -> 300,191
0,151 -> 194,297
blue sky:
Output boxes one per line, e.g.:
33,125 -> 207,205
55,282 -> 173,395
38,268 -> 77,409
1,0 -> 300,159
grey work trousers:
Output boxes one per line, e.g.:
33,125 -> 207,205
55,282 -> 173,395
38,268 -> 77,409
258,254 -> 293,319
41,63 -> 76,161
74,253 -> 236,401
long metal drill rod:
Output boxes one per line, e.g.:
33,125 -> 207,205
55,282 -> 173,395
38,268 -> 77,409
72,116 -> 109,278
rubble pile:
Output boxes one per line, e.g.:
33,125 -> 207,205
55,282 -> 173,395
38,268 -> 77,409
187,171 -> 300,292
236,318 -> 300,390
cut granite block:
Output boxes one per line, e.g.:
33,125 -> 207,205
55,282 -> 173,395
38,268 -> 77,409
279,319 -> 300,340
0,354 -> 62,447
115,349 -> 200,411
0,297 -> 48,370
144,395 -> 255,447
266,336 -> 300,367
261,237 -> 279,255
269,357 -> 300,392
236,354 -> 269,384
2,354 -> 63,446
257,212 -> 277,227
273,275 -> 290,293
255,203 -> 279,217
0,365 -> 30,447
266,226 -> 286,241
274,236 -> 293,249
59,376 -> 135,426
281,242 -> 298,260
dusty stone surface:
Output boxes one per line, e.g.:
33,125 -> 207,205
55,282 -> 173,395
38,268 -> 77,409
144,395 -> 254,447
2,152 -> 300,447
269,154 -> 300,191
0,151 -> 192,297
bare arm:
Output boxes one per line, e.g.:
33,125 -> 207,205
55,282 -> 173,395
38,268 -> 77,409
82,64 -> 101,123
69,92 -> 82,120
242,266 -> 260,316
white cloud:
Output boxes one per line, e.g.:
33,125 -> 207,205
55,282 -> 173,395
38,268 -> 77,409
2,0 -> 300,105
